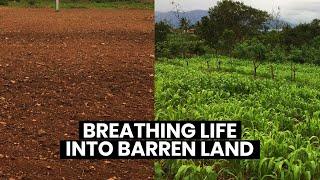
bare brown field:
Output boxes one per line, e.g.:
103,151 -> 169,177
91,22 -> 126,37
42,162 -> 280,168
0,7 -> 154,179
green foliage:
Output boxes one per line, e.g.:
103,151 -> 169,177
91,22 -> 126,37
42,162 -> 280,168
233,38 -> 267,76
179,17 -> 190,32
217,29 -> 236,55
27,0 -> 37,6
311,36 -> 320,49
267,45 -> 286,63
0,0 -> 8,5
196,0 -> 269,48
227,19 -> 320,65
246,38 -> 267,61
160,1 -> 320,66
288,48 -> 304,64
155,160 -> 218,180
282,19 -> 320,48
307,36 -> 320,65
259,30 -> 282,47
155,57 -> 320,179
156,33 -> 210,59
190,1 -> 320,66
175,165 -> 218,180
234,38 -> 266,61
155,21 -> 171,44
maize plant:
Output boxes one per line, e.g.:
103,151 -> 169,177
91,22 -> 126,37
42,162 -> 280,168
155,57 -> 320,179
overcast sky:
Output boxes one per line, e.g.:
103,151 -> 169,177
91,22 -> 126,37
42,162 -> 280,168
155,0 -> 320,24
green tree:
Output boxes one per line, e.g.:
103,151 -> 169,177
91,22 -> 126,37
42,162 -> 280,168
248,39 -> 267,77
218,29 -> 236,56
282,19 -> 320,49
179,17 -> 190,33
197,0 -> 269,48
287,48 -> 303,81
155,21 -> 171,44
267,45 -> 286,63
310,36 -> 320,64
0,0 -> 8,5
234,38 -> 267,77
266,45 -> 285,79
311,36 -> 320,49
217,29 -> 236,69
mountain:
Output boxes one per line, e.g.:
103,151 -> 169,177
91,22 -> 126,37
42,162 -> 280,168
155,10 -> 208,27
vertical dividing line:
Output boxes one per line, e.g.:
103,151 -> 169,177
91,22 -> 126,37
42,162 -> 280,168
56,0 -> 60,12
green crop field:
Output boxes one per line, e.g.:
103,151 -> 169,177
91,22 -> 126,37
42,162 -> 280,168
155,57 -> 320,179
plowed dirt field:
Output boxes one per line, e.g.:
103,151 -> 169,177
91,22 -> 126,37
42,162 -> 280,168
0,7 -> 154,179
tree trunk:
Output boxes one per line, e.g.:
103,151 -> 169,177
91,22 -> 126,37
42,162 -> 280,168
291,62 -> 293,81
217,60 -> 221,71
253,61 -> 257,78
293,64 -> 296,81
270,64 -> 275,80
291,62 -> 296,81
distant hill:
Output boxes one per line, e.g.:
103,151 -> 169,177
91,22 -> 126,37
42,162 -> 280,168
155,10 -> 296,28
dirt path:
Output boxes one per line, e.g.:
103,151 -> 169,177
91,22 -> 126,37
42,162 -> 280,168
0,7 -> 154,179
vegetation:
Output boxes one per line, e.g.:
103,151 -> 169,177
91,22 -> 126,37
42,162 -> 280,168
0,0 -> 8,5
156,33 -> 209,59
233,38 -> 267,78
156,0 -> 320,77
156,0 -> 320,179
0,0 -> 153,9
155,57 -> 320,179
155,21 -> 171,44
196,0 -> 270,48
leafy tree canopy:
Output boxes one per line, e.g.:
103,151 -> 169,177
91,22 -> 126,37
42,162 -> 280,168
196,0 -> 270,47
156,21 -> 171,43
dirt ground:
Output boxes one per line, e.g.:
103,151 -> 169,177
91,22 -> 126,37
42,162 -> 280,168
0,7 -> 154,179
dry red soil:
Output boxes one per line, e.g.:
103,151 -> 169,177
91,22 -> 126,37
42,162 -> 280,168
0,7 -> 154,179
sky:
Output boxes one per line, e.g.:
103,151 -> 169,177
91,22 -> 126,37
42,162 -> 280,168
155,0 -> 320,24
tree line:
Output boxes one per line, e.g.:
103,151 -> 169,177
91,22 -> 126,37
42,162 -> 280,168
156,0 -> 320,79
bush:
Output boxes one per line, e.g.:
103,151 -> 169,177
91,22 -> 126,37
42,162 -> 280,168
155,21 -> 171,44
0,0 -> 8,5
27,0 -> 37,6
233,38 -> 267,77
267,45 -> 286,63
159,32 -> 210,58
288,48 -> 304,63
156,36 -> 209,59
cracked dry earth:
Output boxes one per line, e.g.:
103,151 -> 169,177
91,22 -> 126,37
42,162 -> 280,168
0,7 -> 154,179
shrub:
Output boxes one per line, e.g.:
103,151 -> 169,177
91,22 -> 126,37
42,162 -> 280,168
27,0 -> 37,6
0,0 -> 8,6
155,21 -> 171,44
156,32 -> 210,59
267,45 -> 286,63
233,38 -> 267,77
